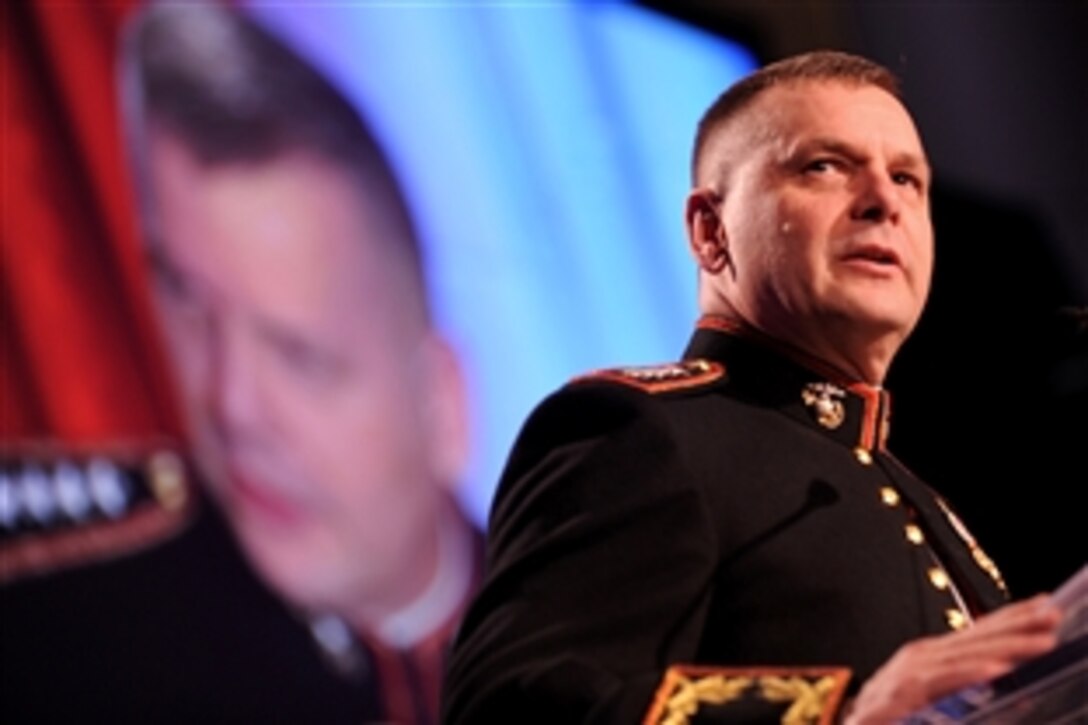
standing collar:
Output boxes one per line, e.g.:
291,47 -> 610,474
686,315 -> 892,454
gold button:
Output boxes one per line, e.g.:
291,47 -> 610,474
928,567 -> 950,590
880,487 -> 900,506
946,609 -> 968,631
148,451 -> 188,511
905,524 -> 925,545
854,447 -> 873,465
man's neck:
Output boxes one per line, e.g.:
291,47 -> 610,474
370,503 -> 475,650
801,318 -> 899,386
700,310 -> 898,386
337,501 -> 474,651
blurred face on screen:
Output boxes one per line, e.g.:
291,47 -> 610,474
144,132 -> 466,623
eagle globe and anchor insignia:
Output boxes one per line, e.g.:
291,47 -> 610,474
801,382 -> 846,430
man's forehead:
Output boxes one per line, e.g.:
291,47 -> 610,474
752,81 -> 915,138
145,134 -> 432,340
700,79 -> 924,182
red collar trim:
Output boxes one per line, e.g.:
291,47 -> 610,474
696,315 -> 891,450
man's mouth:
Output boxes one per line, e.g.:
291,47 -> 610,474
842,244 -> 902,269
227,467 -> 306,527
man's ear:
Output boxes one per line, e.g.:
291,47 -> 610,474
415,333 -> 470,493
685,188 -> 729,274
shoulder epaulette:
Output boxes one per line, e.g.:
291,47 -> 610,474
0,445 -> 195,584
572,359 -> 726,394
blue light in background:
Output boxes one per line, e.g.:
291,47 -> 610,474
246,1 -> 756,524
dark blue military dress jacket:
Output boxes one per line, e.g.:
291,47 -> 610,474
443,316 -> 1008,724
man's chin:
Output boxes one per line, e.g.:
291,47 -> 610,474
824,294 -> 920,340
233,530 -> 338,607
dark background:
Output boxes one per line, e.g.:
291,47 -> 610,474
642,0 -> 1087,597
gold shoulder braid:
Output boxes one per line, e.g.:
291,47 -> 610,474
573,359 -> 725,394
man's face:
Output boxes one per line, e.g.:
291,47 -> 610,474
145,134 -> 464,618
707,81 -> 934,378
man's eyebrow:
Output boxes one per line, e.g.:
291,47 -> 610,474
257,318 -> 316,355
789,137 -> 931,176
253,307 -> 342,364
790,137 -> 862,160
888,150 -> 932,179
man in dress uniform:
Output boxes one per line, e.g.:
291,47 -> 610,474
1,5 -> 476,723
442,51 -> 1064,724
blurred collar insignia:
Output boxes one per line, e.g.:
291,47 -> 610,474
802,382 -> 846,430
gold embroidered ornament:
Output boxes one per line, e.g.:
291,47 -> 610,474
645,666 -> 851,725
760,676 -> 841,725
658,674 -> 752,725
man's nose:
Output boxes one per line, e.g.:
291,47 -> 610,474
851,169 -> 902,224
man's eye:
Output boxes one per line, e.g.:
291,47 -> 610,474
273,337 -> 346,382
152,263 -> 186,299
892,172 -> 922,189
279,341 -> 324,372
152,264 -> 206,318
149,253 -> 201,305
803,158 -> 839,174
